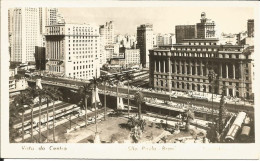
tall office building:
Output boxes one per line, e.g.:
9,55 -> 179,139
99,21 -> 114,66
39,8 -> 59,47
196,12 -> 216,39
175,25 -> 196,43
247,19 -> 254,37
45,23 -> 100,79
11,8 -> 40,63
99,21 -> 114,46
137,24 -> 153,68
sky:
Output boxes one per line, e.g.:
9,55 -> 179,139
59,7 -> 254,35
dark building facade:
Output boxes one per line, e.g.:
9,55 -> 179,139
175,25 -> 196,44
247,19 -> 254,37
137,24 -> 153,68
149,39 -> 253,99
35,46 -> 46,70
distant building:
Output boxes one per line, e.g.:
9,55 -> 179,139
236,31 -> 248,46
111,47 -> 140,68
149,39 -> 254,99
9,78 -> 28,91
45,23 -> 100,79
100,21 -> 114,46
219,33 -> 237,45
35,46 -> 46,70
196,12 -> 216,39
247,19 -> 254,37
137,24 -> 153,68
175,25 -> 196,43
105,43 -> 120,60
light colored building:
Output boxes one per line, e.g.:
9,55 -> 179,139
111,48 -> 140,68
123,48 -> 140,67
219,33 -> 237,45
100,21 -> 114,46
196,12 -> 216,39
137,24 -> 153,68
11,8 -> 40,63
45,23 -> 100,79
105,43 -> 119,60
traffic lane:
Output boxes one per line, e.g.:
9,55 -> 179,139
14,102 -> 72,124
22,108 -> 106,143
98,85 -> 254,114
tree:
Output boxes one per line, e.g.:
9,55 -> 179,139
183,109 -> 195,131
89,77 -> 101,139
134,92 -> 144,120
31,87 -> 45,143
218,86 -> 228,134
78,84 -> 91,127
9,102 -> 20,142
125,72 -> 134,118
99,75 -> 111,120
48,87 -> 63,143
42,86 -> 53,142
13,90 -> 33,142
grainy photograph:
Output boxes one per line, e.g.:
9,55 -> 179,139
1,0 -> 260,159
7,6 -> 256,144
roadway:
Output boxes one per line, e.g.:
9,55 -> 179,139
27,78 -> 254,114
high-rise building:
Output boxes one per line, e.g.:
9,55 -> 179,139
247,19 -> 254,37
11,8 -> 40,63
137,24 -> 153,68
39,8 -> 59,47
45,23 -> 100,79
196,12 -> 216,39
175,25 -> 196,43
100,21 -> 114,46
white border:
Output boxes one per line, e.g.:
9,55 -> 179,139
1,1 -> 260,159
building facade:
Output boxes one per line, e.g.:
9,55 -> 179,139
247,19 -> 254,37
100,21 -> 114,46
35,46 -> 46,70
149,39 -> 253,99
175,25 -> 196,44
196,12 -> 216,39
11,8 -> 40,63
45,23 -> 100,79
137,24 -> 153,68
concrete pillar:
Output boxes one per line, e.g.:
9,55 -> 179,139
154,60 -> 157,72
168,58 -> 171,73
233,63 -> 235,79
239,61 -> 243,80
206,61 -> 209,76
179,60 -> 182,74
233,87 -> 236,97
163,60 -> 166,73
226,63 -> 229,78
200,61 -> 203,76
174,60 -> 177,74
189,60 -> 192,75
184,60 -> 187,75
219,62 -> 222,78
195,60 -> 197,75
159,60 -> 161,72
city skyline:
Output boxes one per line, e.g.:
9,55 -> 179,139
59,7 -> 254,35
